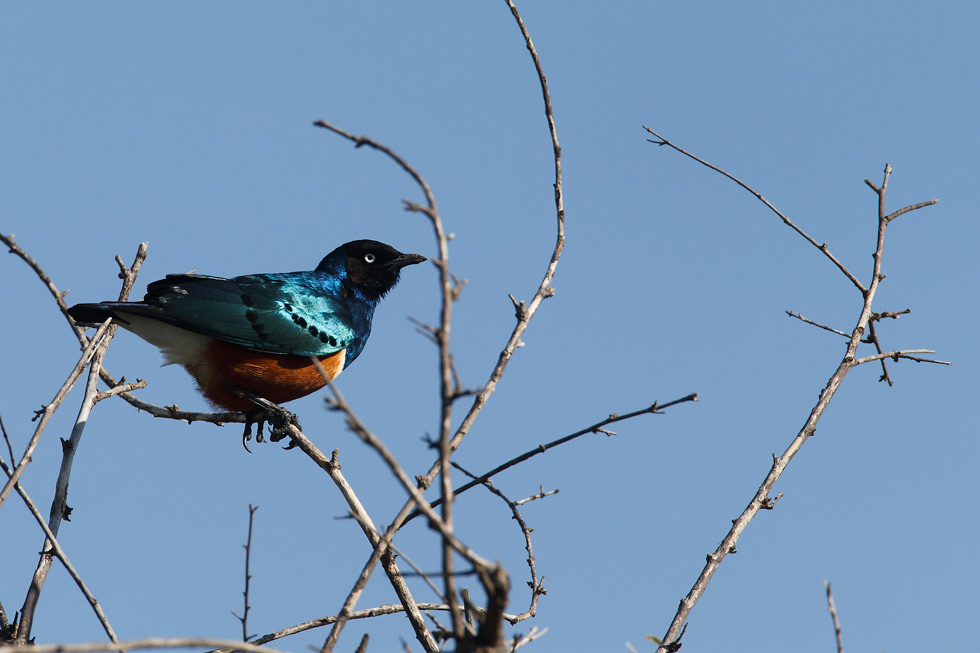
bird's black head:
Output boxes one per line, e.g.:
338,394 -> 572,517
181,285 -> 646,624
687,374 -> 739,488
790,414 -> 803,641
338,240 -> 426,299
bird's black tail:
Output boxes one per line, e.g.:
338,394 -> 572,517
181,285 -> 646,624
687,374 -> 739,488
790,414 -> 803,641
68,303 -> 125,327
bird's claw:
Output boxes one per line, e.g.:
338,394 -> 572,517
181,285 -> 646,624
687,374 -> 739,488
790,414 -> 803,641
267,407 -> 301,444
239,403 -> 301,451
236,386 -> 302,451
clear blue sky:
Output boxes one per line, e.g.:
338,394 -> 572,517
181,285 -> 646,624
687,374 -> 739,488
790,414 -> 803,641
2,2 -> 977,652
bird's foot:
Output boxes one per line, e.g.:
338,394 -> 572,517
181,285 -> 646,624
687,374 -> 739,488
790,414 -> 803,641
267,407 -> 302,445
237,393 -> 302,450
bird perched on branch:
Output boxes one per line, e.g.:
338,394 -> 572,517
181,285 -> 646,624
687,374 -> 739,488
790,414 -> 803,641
68,239 -> 425,444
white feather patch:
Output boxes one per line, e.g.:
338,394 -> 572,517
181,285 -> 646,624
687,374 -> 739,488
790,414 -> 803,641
115,314 -> 213,367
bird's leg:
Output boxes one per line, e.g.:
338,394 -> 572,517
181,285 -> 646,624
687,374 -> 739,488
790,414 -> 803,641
240,409 -> 269,452
223,382 -> 302,449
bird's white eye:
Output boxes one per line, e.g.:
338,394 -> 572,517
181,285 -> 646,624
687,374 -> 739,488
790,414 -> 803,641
364,253 -> 376,263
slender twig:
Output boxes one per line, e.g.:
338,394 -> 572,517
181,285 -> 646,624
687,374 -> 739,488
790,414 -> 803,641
94,379 -> 148,402
643,129 -> 865,293
871,309 -> 911,321
414,395 -> 697,520
451,462 -> 549,621
785,311 -> 849,337
885,199 -> 937,224
231,504 -> 258,642
514,486 -> 559,507
824,580 -> 843,653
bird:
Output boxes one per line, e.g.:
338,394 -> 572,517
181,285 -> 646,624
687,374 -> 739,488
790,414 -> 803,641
68,239 -> 425,444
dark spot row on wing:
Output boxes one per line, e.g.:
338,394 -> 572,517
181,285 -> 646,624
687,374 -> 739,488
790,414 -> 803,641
310,325 -> 337,346
243,308 -> 271,340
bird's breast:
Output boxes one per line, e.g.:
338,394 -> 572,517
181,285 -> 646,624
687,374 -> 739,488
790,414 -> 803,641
190,340 -> 346,412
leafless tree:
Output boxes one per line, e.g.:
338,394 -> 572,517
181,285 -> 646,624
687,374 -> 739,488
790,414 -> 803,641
0,2 -> 946,653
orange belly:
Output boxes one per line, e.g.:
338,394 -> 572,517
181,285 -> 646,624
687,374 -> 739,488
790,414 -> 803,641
185,340 -> 346,412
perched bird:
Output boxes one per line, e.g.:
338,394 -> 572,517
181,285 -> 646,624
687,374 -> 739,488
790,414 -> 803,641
68,239 -> 425,442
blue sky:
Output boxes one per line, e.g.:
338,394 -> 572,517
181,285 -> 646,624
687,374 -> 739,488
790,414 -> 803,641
1,2 -> 977,652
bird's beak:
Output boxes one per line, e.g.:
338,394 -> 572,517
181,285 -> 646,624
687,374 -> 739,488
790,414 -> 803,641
391,253 -> 427,269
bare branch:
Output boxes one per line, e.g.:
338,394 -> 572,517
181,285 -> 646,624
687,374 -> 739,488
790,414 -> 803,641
93,378 -> 148,403
654,165 -> 945,651
514,486 -> 559,507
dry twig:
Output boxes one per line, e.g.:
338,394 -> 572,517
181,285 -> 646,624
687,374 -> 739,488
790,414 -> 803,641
646,160 -> 942,652
231,504 -> 258,642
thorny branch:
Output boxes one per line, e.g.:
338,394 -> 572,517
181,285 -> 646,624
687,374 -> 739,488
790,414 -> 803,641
648,158 -> 943,651
231,504 -> 258,642
413,394 -> 698,520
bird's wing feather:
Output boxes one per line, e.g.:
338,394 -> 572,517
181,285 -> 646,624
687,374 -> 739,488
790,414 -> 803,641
140,272 -> 356,356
